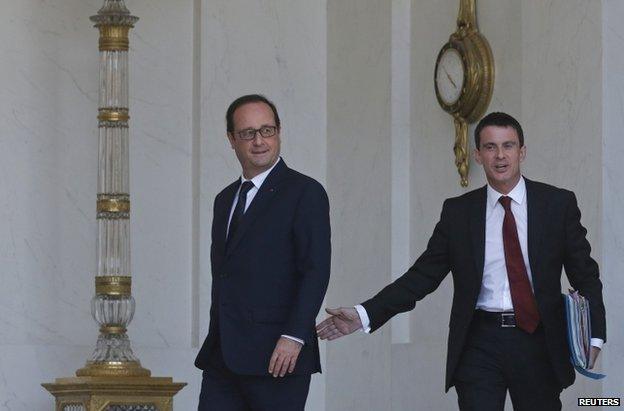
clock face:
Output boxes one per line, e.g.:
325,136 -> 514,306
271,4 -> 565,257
435,48 -> 465,106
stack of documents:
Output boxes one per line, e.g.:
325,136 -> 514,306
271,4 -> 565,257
563,290 -> 605,379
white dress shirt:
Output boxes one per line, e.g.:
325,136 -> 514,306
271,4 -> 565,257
227,158 -> 304,346
477,176 -> 531,312
227,158 -> 281,236
356,177 -> 602,348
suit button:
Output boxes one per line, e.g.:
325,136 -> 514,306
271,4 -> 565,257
220,273 -> 226,278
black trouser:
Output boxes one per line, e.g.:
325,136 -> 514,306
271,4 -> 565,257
198,340 -> 311,411
453,311 -> 562,411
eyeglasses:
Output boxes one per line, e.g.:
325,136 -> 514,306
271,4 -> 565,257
234,126 -> 278,141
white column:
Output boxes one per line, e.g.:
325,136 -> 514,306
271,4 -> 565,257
390,0 -> 412,345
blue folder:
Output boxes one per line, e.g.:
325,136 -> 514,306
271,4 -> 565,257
562,290 -> 605,380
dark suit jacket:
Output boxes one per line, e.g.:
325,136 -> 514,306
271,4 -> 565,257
195,159 -> 331,376
362,178 -> 606,391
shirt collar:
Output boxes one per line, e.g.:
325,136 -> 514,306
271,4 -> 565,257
240,157 -> 282,189
487,176 -> 526,210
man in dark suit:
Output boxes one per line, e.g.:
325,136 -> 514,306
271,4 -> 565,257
316,112 -> 605,410
196,94 -> 331,410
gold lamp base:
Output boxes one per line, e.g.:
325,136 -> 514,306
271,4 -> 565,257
76,360 -> 151,378
42,376 -> 186,411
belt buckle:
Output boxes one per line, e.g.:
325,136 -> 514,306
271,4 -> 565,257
501,312 -> 516,328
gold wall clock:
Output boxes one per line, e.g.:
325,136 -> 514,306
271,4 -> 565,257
434,0 -> 494,187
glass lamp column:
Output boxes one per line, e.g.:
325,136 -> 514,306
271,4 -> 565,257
76,0 -> 148,378
42,2 -> 185,409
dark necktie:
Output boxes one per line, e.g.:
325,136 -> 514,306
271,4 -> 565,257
499,196 -> 540,333
227,181 -> 254,245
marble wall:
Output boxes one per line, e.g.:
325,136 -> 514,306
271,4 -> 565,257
1,0 -> 103,408
0,0 -> 620,410
326,0 -> 392,409
602,0 -> 624,399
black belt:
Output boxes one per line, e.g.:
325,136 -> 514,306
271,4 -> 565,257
474,310 -> 516,327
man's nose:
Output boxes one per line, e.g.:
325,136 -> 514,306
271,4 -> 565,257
251,132 -> 264,145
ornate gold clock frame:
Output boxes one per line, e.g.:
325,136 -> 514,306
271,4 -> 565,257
434,0 -> 494,187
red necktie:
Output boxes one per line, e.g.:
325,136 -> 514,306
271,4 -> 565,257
499,196 -> 540,333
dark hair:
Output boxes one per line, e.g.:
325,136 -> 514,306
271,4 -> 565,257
225,94 -> 280,133
474,112 -> 524,148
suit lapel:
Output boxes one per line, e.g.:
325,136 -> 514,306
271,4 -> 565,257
526,179 -> 546,275
226,160 -> 290,256
215,181 -> 240,256
470,186 -> 487,283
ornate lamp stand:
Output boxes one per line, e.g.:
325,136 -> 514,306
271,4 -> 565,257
43,1 -> 185,409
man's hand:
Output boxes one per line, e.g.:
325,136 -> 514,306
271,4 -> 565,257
268,336 -> 303,377
316,307 -> 363,341
588,346 -> 601,369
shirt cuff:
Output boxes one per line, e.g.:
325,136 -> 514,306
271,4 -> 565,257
281,335 -> 304,345
354,304 -> 371,333
590,338 -> 604,349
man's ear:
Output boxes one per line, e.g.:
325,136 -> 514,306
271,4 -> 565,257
227,133 -> 236,149
474,148 -> 483,165
520,145 -> 527,162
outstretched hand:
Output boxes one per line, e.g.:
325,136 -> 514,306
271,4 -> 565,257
316,307 -> 363,341
588,346 -> 601,370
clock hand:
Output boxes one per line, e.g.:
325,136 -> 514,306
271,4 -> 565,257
442,65 -> 458,89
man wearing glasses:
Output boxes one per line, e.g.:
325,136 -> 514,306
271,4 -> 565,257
195,94 -> 331,410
